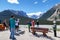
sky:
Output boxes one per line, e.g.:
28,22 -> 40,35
0,0 -> 60,16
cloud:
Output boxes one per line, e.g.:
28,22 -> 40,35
7,0 -> 19,4
55,3 -> 60,6
27,12 -> 43,17
42,0 -> 47,3
34,1 -> 38,4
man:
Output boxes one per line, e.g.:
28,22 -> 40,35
27,21 -> 31,32
53,17 -> 57,37
36,20 -> 39,28
9,15 -> 16,39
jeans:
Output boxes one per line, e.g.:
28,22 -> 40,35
10,28 -> 15,38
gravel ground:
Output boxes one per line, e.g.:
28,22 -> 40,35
0,25 -> 60,40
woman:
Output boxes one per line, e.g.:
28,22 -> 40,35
15,19 -> 19,32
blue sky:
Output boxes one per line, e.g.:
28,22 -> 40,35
0,0 -> 60,16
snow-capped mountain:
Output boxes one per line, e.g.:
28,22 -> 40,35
27,12 -> 43,19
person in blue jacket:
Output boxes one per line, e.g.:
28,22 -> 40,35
9,15 -> 16,39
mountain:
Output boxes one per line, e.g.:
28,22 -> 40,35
27,13 -> 43,19
0,10 -> 35,24
28,15 -> 39,19
9,10 -> 28,17
39,3 -> 60,21
47,4 -> 60,21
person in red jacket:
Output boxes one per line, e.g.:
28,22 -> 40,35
31,20 -> 36,35
31,20 -> 35,27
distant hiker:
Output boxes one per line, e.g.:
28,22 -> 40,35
27,21 -> 32,32
15,18 -> 20,32
53,17 -> 57,37
36,20 -> 39,28
2,19 -> 9,30
9,15 -> 16,39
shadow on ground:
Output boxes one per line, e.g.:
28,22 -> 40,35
15,30 -> 25,36
33,33 -> 55,40
57,36 -> 60,38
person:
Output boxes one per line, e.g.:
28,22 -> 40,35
31,20 -> 35,35
36,20 -> 39,28
31,20 -> 35,27
27,21 -> 31,32
53,17 -> 57,37
15,19 -> 19,32
0,20 -> 1,24
2,19 -> 9,30
9,15 -> 16,39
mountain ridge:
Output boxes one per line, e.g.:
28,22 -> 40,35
39,3 -> 60,20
